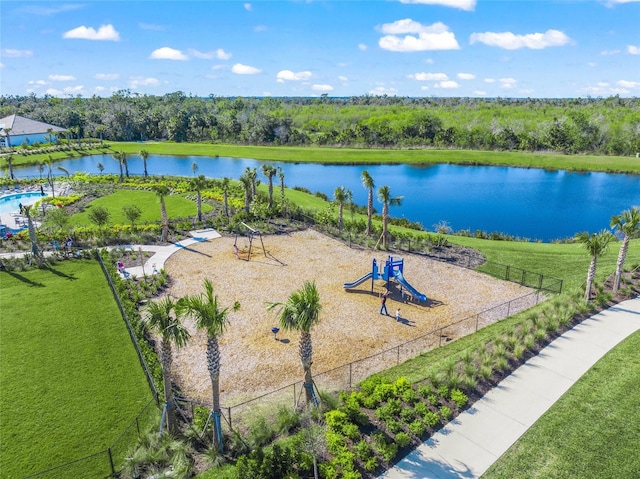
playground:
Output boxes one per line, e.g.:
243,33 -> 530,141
164,228 -> 537,406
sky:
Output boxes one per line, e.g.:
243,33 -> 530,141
1,0 -> 639,99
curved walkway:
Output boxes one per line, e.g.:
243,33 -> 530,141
381,296 -> 640,479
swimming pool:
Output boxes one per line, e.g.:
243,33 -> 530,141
0,191 -> 47,214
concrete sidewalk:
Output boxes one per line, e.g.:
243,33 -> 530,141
381,296 -> 640,479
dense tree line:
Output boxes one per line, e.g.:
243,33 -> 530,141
1,92 -> 639,155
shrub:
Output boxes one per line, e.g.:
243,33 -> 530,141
325,410 -> 349,433
374,382 -> 396,402
413,402 -> 428,416
326,430 -> 348,455
450,389 -> 468,408
371,433 -> 398,463
408,419 -> 426,436
402,387 -> 419,404
393,377 -> 412,396
423,411 -> 440,428
436,385 -> 449,398
342,422 -> 361,441
395,432 -> 411,448
341,392 -> 370,426
439,406 -> 452,421
417,384 -> 433,398
400,406 -> 415,423
384,418 -> 403,434
275,405 -> 301,435
363,456 -> 379,473
248,416 -> 275,448
427,394 -> 438,406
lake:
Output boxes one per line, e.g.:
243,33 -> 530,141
12,154 -> 640,242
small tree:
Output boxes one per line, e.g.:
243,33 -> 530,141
333,186 -> 352,232
46,206 -> 71,234
191,174 -> 208,222
610,206 -> 640,294
88,205 -> 111,232
576,229 -> 614,302
140,149 -> 150,177
122,204 -> 142,231
152,185 -> 171,242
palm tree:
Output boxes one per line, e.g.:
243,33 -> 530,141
5,155 -> 15,180
361,170 -> 375,236
576,229 -> 615,302
377,185 -> 403,248
2,127 -> 12,148
177,279 -> 239,451
145,296 -> 190,434
97,162 -> 104,175
221,177 -> 230,218
267,281 -> 322,407
277,167 -> 286,211
22,205 -> 44,266
113,151 -> 125,183
245,167 -> 259,197
56,166 -> 70,178
333,186 -> 352,232
261,164 -> 277,208
239,171 -> 252,214
45,156 -> 55,197
123,153 -> 130,178
37,161 -> 45,179
140,149 -> 149,177
191,161 -> 198,176
610,206 -> 640,294
152,184 -> 171,242
191,174 -> 208,222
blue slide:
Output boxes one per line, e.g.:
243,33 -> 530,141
343,272 -> 373,289
393,270 -> 427,302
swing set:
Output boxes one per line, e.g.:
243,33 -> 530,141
233,222 -> 266,261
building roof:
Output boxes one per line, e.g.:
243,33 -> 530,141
0,114 -> 66,137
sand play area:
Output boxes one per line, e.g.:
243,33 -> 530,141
164,228 -> 536,407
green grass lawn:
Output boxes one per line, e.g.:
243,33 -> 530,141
0,260 -> 153,477
67,189 -> 211,227
483,329 -> 640,479
102,142 -> 640,174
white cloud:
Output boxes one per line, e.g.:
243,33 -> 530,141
312,84 -> 334,92
600,49 -> 620,55
398,0 -> 476,11
470,29 -> 570,50
150,47 -> 188,60
45,85 -> 85,96
49,74 -> 76,82
244,3 -> 252,11
188,48 -> 232,60
211,64 -> 227,71
617,80 -> 640,88
368,86 -> 398,95
587,62 -> 598,67
232,63 -> 261,74
358,43 -> 368,51
410,72 -> 448,81
276,70 -> 312,82
500,77 -> 517,88
435,80 -> 460,88
129,77 -> 160,89
1,49 -> 33,58
338,75 -> 349,81
94,86 -> 106,93
605,0 -> 640,5
0,63 -> 3,69
420,85 -> 430,91
95,73 -> 119,80
628,45 -> 640,55
457,72 -> 475,80
379,21 -> 460,52
28,80 -> 47,86
597,82 -> 610,87
63,24 -> 120,41
19,4 -> 84,15
519,89 -> 535,95
424,58 -> 434,64
473,90 -> 487,96
484,78 -> 496,83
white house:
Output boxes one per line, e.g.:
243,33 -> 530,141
0,114 -> 66,148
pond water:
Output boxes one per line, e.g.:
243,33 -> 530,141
12,154 -> 640,242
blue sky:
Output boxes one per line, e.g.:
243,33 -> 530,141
1,0 -> 639,98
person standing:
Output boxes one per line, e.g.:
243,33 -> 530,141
379,289 -> 390,315
395,308 -> 401,321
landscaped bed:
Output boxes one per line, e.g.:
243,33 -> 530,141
0,260 -> 153,477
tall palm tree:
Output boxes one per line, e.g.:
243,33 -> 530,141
610,206 -> 640,294
140,149 -> 150,177
37,161 -> 45,179
45,156 -> 55,197
334,186 -> 352,232
97,162 -> 104,175
245,167 -> 259,197
5,155 -> 15,180
122,153 -> 130,178
177,279 -> 239,451
145,296 -> 190,434
113,151 -> 125,183
576,229 -> 615,302
152,184 -> 171,242
278,167 -> 286,211
239,172 -> 252,214
361,170 -> 375,236
377,185 -> 403,248
22,205 -> 44,266
261,164 -> 277,208
2,127 -> 12,148
221,177 -> 230,218
267,281 -> 322,407
191,174 -> 208,222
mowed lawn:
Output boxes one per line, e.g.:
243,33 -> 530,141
68,189 -> 212,227
0,260 -> 152,477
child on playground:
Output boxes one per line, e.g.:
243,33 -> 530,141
396,308 -> 401,321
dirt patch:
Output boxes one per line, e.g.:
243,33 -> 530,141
162,228 -> 536,406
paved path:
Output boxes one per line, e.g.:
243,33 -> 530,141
381,296 -> 640,479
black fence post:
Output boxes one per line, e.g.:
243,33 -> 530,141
538,274 -> 543,290
505,264 -> 510,281
107,448 -> 115,477
228,407 -> 233,431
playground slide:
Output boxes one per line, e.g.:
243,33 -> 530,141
393,270 -> 427,302
343,272 -> 374,289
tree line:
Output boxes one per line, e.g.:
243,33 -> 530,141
1,92 -> 638,155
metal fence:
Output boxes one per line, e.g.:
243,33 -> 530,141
23,398 -> 158,479
217,288 -> 543,432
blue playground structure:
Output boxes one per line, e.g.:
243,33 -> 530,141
343,255 -> 427,303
